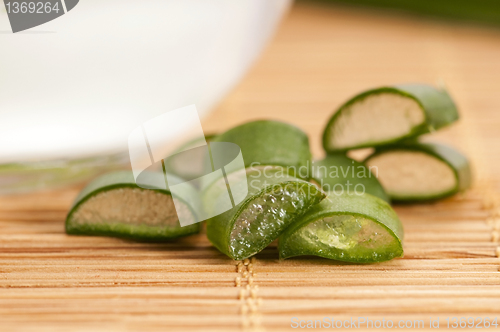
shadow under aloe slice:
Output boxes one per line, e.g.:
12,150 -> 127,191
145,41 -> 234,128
279,193 -> 404,263
66,171 -> 200,241
205,168 -> 326,260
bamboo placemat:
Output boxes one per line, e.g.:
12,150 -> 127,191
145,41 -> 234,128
1,2 -> 500,331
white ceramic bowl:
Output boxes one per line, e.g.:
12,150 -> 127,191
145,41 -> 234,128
0,0 -> 291,193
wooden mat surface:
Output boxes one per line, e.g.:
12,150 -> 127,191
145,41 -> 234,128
2,2 -> 500,331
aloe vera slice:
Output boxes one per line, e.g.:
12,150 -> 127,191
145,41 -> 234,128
205,167 -> 326,260
66,171 -> 200,240
313,154 -> 390,203
279,193 -> 404,263
323,84 -> 459,152
212,120 -> 312,179
164,134 -> 217,180
365,142 -> 471,201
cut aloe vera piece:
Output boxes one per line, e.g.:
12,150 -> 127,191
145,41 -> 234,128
323,84 -> 459,152
312,154 -> 390,203
66,171 -> 200,241
164,134 -> 217,180
212,120 -> 312,179
279,193 -> 404,263
206,167 -> 326,260
365,142 -> 471,201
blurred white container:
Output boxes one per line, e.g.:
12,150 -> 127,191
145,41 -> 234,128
0,0 -> 291,193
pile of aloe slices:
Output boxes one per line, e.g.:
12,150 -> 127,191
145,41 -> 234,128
66,84 -> 470,264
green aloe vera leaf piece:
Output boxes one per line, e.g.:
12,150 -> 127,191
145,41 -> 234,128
205,167 -> 326,260
365,141 -> 471,202
66,171 -> 200,241
164,134 -> 217,181
279,193 -> 404,263
312,153 -> 390,203
323,84 -> 459,152
212,120 -> 312,180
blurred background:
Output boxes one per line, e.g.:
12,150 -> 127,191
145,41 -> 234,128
1,0 -> 500,193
